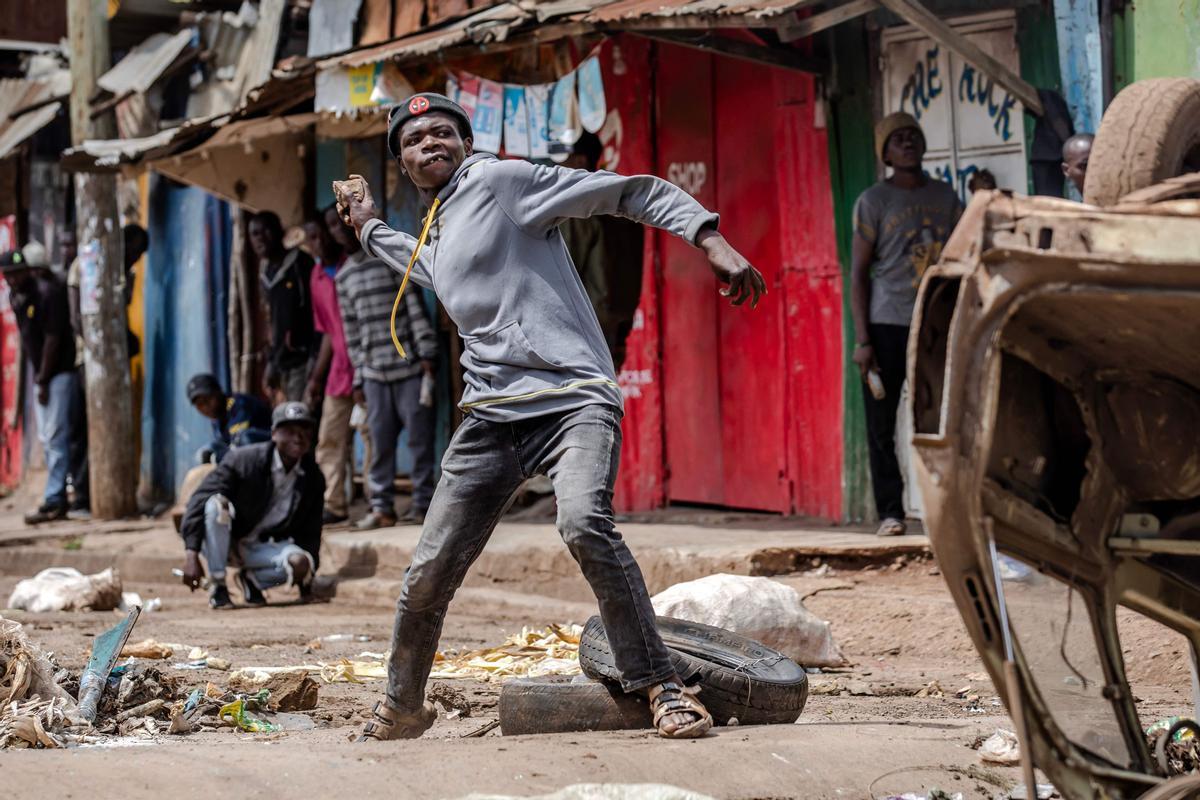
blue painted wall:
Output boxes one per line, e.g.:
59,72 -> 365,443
142,177 -> 232,500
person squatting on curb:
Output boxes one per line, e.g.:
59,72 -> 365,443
339,93 -> 767,741
177,401 -> 325,610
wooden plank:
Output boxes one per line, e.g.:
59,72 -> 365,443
636,31 -> 828,74
393,0 -> 425,38
778,0 -> 879,43
359,0 -> 392,45
1109,537 -> 1200,556
876,0 -> 1044,115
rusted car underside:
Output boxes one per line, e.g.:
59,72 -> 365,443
911,186 -> 1200,800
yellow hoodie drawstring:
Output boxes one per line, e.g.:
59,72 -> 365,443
390,198 -> 441,359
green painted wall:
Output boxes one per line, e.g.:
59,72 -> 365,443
826,19 -> 877,523
1128,0 -> 1200,80
1017,4 -> 1063,194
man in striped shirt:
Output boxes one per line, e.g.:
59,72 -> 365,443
331,209 -> 438,529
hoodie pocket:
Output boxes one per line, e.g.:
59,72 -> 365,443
464,321 -> 563,378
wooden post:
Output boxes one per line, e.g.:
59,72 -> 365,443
68,0 -> 137,519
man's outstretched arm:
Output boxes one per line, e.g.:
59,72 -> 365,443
490,161 -> 766,307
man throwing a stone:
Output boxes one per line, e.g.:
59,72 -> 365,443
341,93 -> 765,741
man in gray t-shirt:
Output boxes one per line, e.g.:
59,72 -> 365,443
850,112 -> 962,537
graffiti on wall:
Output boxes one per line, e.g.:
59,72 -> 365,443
899,45 -> 944,122
958,64 -> 1018,141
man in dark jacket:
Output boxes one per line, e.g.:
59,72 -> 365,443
178,401 -> 325,609
186,372 -> 271,463
250,211 -> 315,402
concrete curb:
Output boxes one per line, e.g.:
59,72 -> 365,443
0,522 -> 931,605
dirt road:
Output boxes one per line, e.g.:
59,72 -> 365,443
1,553 -> 1192,799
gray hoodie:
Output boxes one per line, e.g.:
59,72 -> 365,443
360,153 -> 719,422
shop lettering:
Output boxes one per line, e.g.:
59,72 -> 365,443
900,45 -> 943,121
958,65 -> 1017,142
667,162 -> 707,196
930,162 -> 989,201
618,368 -> 654,399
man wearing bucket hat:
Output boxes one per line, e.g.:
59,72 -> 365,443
850,111 -> 962,538
337,92 -> 765,742
178,400 -> 325,609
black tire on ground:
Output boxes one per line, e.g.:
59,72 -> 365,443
578,615 -> 808,726
498,676 -> 652,736
1084,78 -> 1200,206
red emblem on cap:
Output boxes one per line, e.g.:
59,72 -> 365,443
409,96 -> 431,115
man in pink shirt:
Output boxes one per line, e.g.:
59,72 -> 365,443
304,211 -> 355,524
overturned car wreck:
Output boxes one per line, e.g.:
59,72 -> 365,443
910,174 -> 1200,800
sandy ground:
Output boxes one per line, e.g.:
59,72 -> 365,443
0,514 -> 1193,799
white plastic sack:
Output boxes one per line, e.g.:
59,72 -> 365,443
978,728 -> 1021,765
651,574 -> 845,668
7,567 -> 123,613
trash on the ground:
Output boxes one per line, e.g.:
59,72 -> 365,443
229,670 -> 318,711
114,698 -> 165,722
1146,716 -> 1197,742
650,574 -> 845,667
118,593 -> 162,613
978,729 -> 1022,765
7,567 -> 123,613
1005,784 -> 1058,799
915,680 -> 945,698
306,633 -> 371,649
188,647 -> 208,660
0,617 -> 91,748
206,657 -> 231,671
78,606 -> 142,722
809,679 -> 842,695
122,639 -> 174,659
428,682 -> 472,718
458,785 -> 717,800
431,624 -> 583,682
843,680 -> 875,696
219,697 -> 280,733
880,793 -> 963,800
229,659 -> 387,685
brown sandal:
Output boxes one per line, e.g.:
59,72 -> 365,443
648,682 -> 713,739
356,700 -> 437,742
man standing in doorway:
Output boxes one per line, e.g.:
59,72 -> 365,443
340,93 -> 765,741
3,250 -> 89,523
250,211 -> 315,403
851,112 -> 962,537
330,203 -> 438,530
304,210 -> 356,525
1062,133 -> 1093,196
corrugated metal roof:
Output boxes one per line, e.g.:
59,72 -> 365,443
97,28 -> 195,95
317,0 -> 811,69
0,102 -> 61,159
317,3 -> 530,68
0,73 -> 70,159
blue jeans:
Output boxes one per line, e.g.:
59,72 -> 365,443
34,370 -> 87,508
201,495 -> 313,588
385,404 -> 675,712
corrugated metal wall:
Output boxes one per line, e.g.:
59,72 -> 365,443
141,177 -> 231,502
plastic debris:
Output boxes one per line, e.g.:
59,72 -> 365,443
219,698 -> 279,733
306,633 -> 371,649
78,607 -> 141,722
122,639 -> 173,659
979,729 -> 1022,765
430,624 -> 583,682
7,567 -> 123,613
651,574 -> 845,667
1147,716 -> 1197,742
229,670 -> 318,711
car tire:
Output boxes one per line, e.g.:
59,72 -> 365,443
578,615 -> 808,726
1084,78 -> 1200,206
497,675 -> 652,736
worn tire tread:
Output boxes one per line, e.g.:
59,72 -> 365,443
578,615 -> 807,726
1084,78 -> 1200,206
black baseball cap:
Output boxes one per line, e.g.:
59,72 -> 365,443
272,401 -> 316,431
387,93 -> 473,159
0,250 -> 28,273
186,373 -> 223,403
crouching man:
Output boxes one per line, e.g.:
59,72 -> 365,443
178,401 -> 325,609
